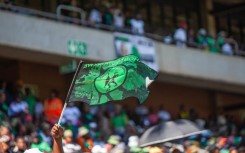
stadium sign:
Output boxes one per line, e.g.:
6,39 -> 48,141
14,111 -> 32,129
67,40 -> 87,57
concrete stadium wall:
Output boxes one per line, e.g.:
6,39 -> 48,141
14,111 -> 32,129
1,10 -> 245,94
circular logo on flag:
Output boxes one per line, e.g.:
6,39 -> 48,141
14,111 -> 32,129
95,66 -> 127,93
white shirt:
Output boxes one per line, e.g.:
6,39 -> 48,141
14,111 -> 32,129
62,106 -> 81,125
63,143 -> 81,153
222,43 -> 233,55
9,101 -> 28,116
158,110 -> 171,121
174,28 -> 187,47
35,102 -> 43,115
89,8 -> 102,23
114,9 -> 124,28
130,19 -> 144,34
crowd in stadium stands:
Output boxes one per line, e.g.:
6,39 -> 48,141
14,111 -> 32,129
1,0 -> 244,56
0,80 -> 244,153
61,0 -> 241,55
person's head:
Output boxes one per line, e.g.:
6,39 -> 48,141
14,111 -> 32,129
41,123 -> 51,135
187,145 -> 200,153
217,137 -> 228,148
198,28 -> 207,36
15,136 -> 27,151
49,89 -> 58,99
206,145 -> 219,153
78,126 -> 89,139
32,133 -> 40,144
0,91 -> 6,103
0,126 -> 10,136
180,21 -> 187,30
64,130 -> 73,143
0,135 -> 10,152
230,147 -> 238,153
238,147 -> 245,153
218,31 -> 226,38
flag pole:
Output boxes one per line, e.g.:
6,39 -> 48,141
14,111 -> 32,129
57,102 -> 67,125
57,61 -> 83,126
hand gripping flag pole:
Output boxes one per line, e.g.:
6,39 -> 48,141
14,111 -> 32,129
57,61 -> 83,126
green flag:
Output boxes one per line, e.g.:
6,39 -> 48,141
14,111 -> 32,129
67,55 -> 158,105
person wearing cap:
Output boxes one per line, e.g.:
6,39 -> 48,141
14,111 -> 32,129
105,135 -> 121,153
30,132 -> 52,152
0,135 -> 12,153
76,126 -> 94,152
63,129 -> 81,153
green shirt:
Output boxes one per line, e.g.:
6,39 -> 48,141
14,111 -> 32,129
25,95 -> 36,115
111,112 -> 128,128
31,141 -> 52,152
207,37 -> 220,53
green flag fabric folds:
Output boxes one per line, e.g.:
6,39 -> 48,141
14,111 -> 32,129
68,55 -> 158,105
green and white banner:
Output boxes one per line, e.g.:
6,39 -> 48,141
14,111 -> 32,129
114,32 -> 158,71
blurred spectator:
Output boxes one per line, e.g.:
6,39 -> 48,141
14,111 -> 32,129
43,89 -> 63,124
113,7 -> 124,30
77,126 -> 94,152
89,4 -> 102,24
174,21 -> 187,47
216,137 -> 228,150
30,132 -> 52,152
105,135 -> 122,153
82,105 -> 94,125
103,5 -> 113,25
0,91 -> 8,116
147,107 -> 159,125
130,13 -> 144,35
178,104 -> 189,119
124,11 -> 132,28
62,103 -> 81,126
98,111 -> 111,141
197,28 -> 207,49
187,28 -> 197,48
222,36 -> 234,56
24,87 -> 36,116
207,34 -> 219,53
34,98 -> 43,123
12,136 -> 27,153
110,104 -> 128,136
158,105 -> 171,122
0,135 -> 11,153
39,123 -> 52,146
63,129 -> 81,153
8,93 -> 28,117
163,32 -> 173,45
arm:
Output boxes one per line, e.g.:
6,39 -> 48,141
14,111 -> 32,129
51,124 -> 64,153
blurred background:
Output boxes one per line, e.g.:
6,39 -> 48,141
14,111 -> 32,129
0,0 -> 245,153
